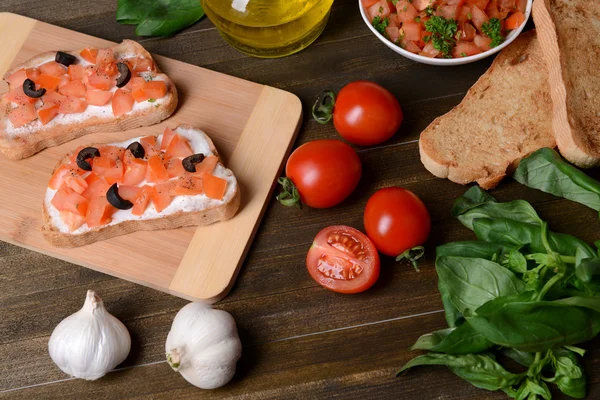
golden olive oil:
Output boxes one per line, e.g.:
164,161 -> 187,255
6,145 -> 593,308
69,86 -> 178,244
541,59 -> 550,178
201,0 -> 334,58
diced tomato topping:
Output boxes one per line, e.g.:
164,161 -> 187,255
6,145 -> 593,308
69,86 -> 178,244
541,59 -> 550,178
453,40 -> 483,57
146,154 -> 170,183
59,211 -> 86,231
85,173 -> 100,185
388,13 -> 400,27
7,69 -> 27,88
203,174 -> 228,200
412,0 -> 434,11
96,49 -> 116,75
68,64 -> 84,81
165,135 -> 193,158
59,80 -> 86,98
458,4 -> 473,23
471,5 -> 490,32
85,89 -> 113,106
166,157 -> 186,178
5,86 -> 36,104
402,40 -> 422,53
82,176 -> 110,201
8,103 -> 37,128
465,0 -> 489,10
80,48 -> 98,64
193,155 -> 219,176
117,185 -> 142,202
133,57 -> 154,73
498,0 -> 516,12
49,165 -> 73,189
51,188 -> 88,216
87,73 -> 113,90
26,68 -> 41,81
160,128 -> 177,151
396,0 -> 419,22
402,21 -> 423,41
59,97 -> 87,114
474,34 -> 493,51
58,75 -> 71,89
38,102 -> 59,125
112,88 -> 134,117
505,11 -> 525,30
95,146 -> 125,184
368,0 -> 391,20
516,0 -> 527,13
140,135 -> 159,157
175,173 -> 203,195
39,61 -> 67,77
86,196 -> 115,228
437,3 -> 463,19
151,182 -> 174,212
122,150 -> 148,186
420,42 -> 441,58
36,74 -> 63,92
386,26 -> 401,43
361,0 -> 379,7
128,77 -> 149,102
460,22 -> 477,41
132,185 -> 153,216
143,81 -> 167,100
42,91 -> 66,106
63,171 -> 88,194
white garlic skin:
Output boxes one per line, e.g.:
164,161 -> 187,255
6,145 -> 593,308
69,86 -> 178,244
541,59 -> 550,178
166,302 -> 242,389
48,290 -> 131,380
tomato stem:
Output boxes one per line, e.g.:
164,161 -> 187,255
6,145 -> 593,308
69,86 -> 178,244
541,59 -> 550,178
312,90 -> 336,124
276,177 -> 302,209
396,246 -> 425,272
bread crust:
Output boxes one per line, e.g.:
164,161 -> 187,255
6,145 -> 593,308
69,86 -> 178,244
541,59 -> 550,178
41,124 -> 240,247
533,0 -> 600,167
0,40 -> 178,160
419,30 -> 555,189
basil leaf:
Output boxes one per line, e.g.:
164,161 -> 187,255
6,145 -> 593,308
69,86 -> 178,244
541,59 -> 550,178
398,353 -> 523,391
575,249 -> 600,284
553,296 -> 600,313
411,323 -> 493,354
117,0 -> 205,37
501,249 -> 527,274
474,292 -> 536,317
439,279 -> 464,328
514,147 -> 600,212
436,256 -> 525,315
436,241 -> 514,260
452,187 -> 542,230
467,302 -> 600,352
502,348 -> 535,368
550,348 -> 587,398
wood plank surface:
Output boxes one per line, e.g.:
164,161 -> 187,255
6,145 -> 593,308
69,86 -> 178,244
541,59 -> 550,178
1,0 -> 599,399
0,14 -> 301,302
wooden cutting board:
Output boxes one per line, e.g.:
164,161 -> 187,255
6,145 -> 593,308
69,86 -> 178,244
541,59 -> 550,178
0,13 -> 302,303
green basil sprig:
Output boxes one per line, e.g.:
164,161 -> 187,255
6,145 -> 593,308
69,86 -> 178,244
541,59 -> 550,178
117,0 -> 205,37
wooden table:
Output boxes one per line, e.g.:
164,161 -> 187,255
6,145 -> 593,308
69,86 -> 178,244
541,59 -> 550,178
1,1 -> 599,399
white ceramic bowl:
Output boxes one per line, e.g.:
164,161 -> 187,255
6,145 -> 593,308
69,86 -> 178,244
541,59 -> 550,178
359,0 -> 532,66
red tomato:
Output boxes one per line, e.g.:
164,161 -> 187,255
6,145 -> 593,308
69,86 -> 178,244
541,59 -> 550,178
315,81 -> 403,146
279,140 -> 361,209
306,226 -> 380,294
363,187 -> 431,269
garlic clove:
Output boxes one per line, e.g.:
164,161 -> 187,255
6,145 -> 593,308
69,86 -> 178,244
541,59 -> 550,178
48,290 -> 131,381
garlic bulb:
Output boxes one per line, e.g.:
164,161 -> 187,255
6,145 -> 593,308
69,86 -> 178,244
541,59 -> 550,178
48,290 -> 131,380
165,302 -> 242,389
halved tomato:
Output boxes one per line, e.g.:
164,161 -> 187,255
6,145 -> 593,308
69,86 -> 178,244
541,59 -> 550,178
86,196 -> 115,228
165,135 -> 193,158
132,185 -> 153,216
306,226 -> 380,294
123,150 -> 148,185
202,174 -> 227,200
39,61 -> 67,77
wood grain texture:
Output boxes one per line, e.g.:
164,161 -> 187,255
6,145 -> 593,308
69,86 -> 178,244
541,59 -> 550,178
0,14 -> 301,302
2,0 -> 600,398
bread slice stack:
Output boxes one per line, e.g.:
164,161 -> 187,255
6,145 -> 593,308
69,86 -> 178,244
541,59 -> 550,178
419,0 -> 600,188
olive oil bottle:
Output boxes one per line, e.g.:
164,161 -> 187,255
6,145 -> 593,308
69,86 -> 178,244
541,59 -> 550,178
201,0 -> 334,58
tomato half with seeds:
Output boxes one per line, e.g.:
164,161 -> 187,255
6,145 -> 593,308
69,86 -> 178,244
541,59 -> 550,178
306,226 -> 380,294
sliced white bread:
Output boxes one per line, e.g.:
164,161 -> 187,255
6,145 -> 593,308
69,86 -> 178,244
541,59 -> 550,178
42,125 -> 240,247
419,30 -> 556,189
533,0 -> 600,167
0,40 -> 177,160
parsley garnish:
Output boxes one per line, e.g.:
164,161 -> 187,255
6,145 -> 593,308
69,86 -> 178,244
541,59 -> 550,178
147,98 -> 156,103
424,15 -> 458,58
460,52 -> 467,57
467,12 -> 472,19
372,16 -> 390,35
391,0 -> 398,5
482,18 -> 504,47
425,6 -> 435,16
415,16 -> 421,23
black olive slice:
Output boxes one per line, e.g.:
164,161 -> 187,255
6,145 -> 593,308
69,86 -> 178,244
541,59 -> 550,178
126,141 -> 145,159
76,147 -> 100,171
182,153 -> 206,173
116,62 -> 131,88
107,183 -> 134,210
22,79 -> 46,98
55,51 -> 77,67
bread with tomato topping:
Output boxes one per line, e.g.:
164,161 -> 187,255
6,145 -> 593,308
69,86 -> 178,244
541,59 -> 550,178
418,30 -> 556,189
41,125 -> 240,247
0,40 -> 177,160
532,0 -> 600,167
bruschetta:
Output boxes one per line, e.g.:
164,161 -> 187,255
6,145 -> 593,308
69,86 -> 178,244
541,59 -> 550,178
1,40 -> 177,160
42,125 -> 240,247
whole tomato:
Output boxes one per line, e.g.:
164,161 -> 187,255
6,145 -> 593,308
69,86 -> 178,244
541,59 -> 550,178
278,140 -> 362,209
312,81 -> 403,146
363,187 -> 431,270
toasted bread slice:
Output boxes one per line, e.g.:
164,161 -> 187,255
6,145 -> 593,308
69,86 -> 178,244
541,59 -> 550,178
0,40 -> 177,160
419,30 -> 555,189
42,125 -> 240,247
533,0 -> 600,167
